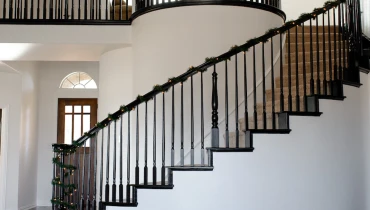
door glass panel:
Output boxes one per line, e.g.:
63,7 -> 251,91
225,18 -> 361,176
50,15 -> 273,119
65,106 -> 72,113
74,106 -> 81,113
83,115 -> 91,147
65,115 -> 72,145
83,106 -> 91,113
73,114 -> 82,140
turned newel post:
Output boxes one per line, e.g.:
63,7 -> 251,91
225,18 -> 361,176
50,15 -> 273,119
211,65 -> 219,147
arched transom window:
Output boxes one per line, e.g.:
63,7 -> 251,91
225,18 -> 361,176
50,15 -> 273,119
60,72 -> 97,89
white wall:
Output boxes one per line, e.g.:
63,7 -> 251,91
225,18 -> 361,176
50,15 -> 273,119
98,47 -> 134,121
361,0 -> 370,37
282,0 -> 327,20
109,73 -> 370,210
4,62 -> 40,210
36,61 -> 99,206
0,25 -> 131,45
0,68 -> 22,210
360,71 -> 370,209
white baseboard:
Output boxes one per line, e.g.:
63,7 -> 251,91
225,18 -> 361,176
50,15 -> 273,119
19,204 -> 36,210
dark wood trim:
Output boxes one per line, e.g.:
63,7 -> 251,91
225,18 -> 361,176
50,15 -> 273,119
57,98 -> 98,149
0,19 -> 131,25
131,0 -> 286,22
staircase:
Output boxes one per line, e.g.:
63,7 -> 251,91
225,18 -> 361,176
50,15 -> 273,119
51,0 -> 369,209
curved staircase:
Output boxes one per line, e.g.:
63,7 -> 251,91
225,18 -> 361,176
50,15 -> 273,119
51,0 -> 369,209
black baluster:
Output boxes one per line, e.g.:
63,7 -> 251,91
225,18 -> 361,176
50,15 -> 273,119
91,0 -> 95,19
100,129 -> 104,205
323,13 -> 328,95
271,38 -> 276,128
212,65 -> 219,147
340,3 -> 345,79
288,30 -> 293,111
49,0 -> 53,19
112,0 -> 115,20
105,123 -> 111,202
280,33 -> 284,112
302,23 -> 307,111
105,0 -> 108,20
76,144 -> 81,205
78,0 -> 81,19
99,0 -> 101,20
80,141 -> 87,209
253,46 -> 258,129
171,85 -> 175,167
262,43 -> 267,128
295,26 -> 300,111
161,92 -> 166,184
24,0 -> 28,19
93,133 -> 98,210
52,152 -> 56,210
15,0 -> 18,19
30,0 -> 33,19
71,0 -> 74,19
235,54 -> 240,146
338,4 -> 343,80
144,102 -> 148,185
85,0 -> 87,19
200,71 -> 205,165
153,96 -> 157,183
119,115 -> 123,203
191,75 -> 195,164
126,112 -> 131,202
119,0 -> 122,20
180,83 -> 184,164
126,0 -> 128,20
344,1 -> 349,70
65,0 -> 68,19
310,19 -> 314,95
334,5 -> 338,80
316,16 -> 321,94
243,51 -> 249,137
135,106 -> 140,185
37,0 -> 40,19
9,0 -> 13,19
112,120 -> 117,202
225,60 -> 229,147
87,138 -> 92,209
92,0 -> 95,20
328,10 -> 333,94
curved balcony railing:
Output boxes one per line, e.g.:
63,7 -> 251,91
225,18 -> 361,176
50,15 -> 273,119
134,0 -> 281,16
0,0 -> 133,24
0,0 -> 281,24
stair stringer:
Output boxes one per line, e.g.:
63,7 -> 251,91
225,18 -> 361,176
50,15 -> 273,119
106,74 -> 369,210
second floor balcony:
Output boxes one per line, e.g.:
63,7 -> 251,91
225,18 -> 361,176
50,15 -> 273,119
0,0 -> 282,25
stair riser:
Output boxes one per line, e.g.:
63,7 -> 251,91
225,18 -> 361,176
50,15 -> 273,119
285,51 -> 341,63
223,133 -> 248,148
288,26 -> 340,34
276,73 -> 333,87
282,59 -> 347,75
286,41 -> 344,53
289,33 -> 340,42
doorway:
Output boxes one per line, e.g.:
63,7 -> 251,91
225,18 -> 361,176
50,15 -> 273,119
57,98 -> 98,146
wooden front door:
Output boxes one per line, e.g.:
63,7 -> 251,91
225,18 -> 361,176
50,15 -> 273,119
57,98 -> 98,146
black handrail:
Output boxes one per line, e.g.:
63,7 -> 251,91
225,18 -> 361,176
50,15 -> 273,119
52,0 -> 363,208
136,0 -> 281,11
71,0 -> 347,148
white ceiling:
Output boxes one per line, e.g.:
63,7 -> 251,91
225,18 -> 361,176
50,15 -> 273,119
0,43 -> 129,61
